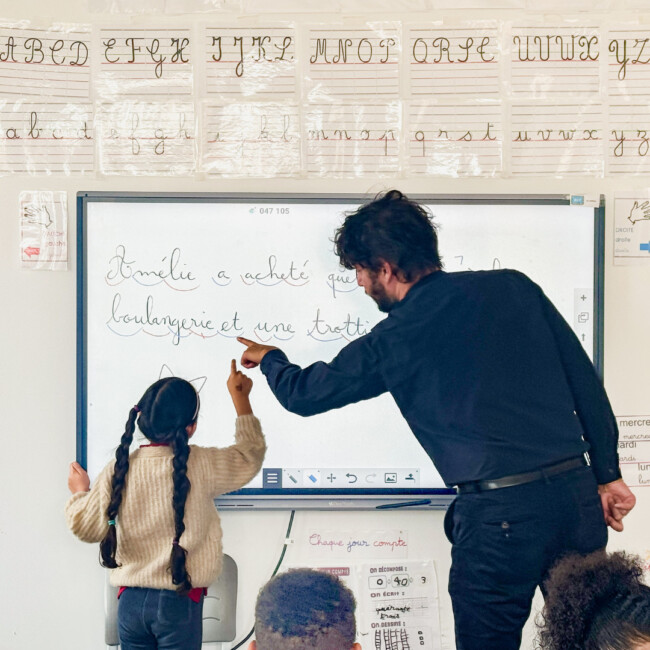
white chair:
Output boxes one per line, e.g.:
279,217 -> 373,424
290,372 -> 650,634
105,554 -> 238,649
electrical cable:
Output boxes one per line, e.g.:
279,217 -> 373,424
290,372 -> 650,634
231,510 -> 296,649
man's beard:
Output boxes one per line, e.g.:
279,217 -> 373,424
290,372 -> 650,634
368,275 -> 397,313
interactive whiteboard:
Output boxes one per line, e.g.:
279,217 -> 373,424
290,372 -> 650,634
77,193 -> 603,509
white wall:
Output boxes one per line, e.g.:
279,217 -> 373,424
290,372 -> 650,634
1,1 -> 649,649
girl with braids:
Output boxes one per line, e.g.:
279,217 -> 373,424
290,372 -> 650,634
65,361 -> 265,650
537,550 -> 650,650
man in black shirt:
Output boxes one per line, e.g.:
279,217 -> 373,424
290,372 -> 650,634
237,190 -> 636,650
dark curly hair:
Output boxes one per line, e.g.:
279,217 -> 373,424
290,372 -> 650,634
333,189 -> 442,281
537,551 -> 650,650
254,568 -> 357,650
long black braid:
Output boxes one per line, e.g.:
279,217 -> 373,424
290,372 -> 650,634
99,377 -> 199,594
99,407 -> 138,568
169,425 -> 192,594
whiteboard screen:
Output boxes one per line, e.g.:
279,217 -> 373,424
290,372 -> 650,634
77,194 -> 603,506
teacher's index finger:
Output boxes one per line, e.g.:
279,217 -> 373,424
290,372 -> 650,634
230,359 -> 237,374
237,336 -> 255,347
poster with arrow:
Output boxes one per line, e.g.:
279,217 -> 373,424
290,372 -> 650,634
20,191 -> 68,270
614,193 -> 650,265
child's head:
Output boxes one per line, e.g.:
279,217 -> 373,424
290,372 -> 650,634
136,377 -> 200,443
99,377 -> 200,595
538,550 -> 650,650
250,568 -> 361,650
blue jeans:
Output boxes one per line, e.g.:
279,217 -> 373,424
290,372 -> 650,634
118,587 -> 204,650
444,465 -> 608,650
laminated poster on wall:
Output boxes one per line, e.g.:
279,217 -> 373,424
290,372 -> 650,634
304,101 -> 401,177
94,25 -> 193,98
0,21 -> 91,102
509,100 -> 604,177
358,560 -> 441,650
506,19 -> 602,100
407,100 -> 503,177
407,20 -> 502,102
96,100 -> 196,176
607,25 -> 650,176
305,23 -> 401,104
19,190 -> 68,271
0,100 -> 95,175
203,23 -> 297,99
285,561 -> 441,650
613,193 -> 650,265
200,101 -> 301,177
616,415 -> 650,488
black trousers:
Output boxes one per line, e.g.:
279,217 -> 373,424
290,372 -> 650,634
444,465 -> 608,650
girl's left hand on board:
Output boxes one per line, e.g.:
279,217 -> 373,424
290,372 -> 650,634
68,461 -> 90,494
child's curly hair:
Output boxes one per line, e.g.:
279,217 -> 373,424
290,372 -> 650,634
537,551 -> 650,650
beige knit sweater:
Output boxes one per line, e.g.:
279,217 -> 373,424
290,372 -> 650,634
65,414 -> 265,589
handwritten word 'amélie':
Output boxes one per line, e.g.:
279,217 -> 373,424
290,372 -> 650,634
209,34 -> 293,78
106,245 -> 196,287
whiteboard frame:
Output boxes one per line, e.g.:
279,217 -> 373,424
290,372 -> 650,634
76,192 -> 605,510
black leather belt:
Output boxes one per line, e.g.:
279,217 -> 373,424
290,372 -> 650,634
456,456 -> 587,494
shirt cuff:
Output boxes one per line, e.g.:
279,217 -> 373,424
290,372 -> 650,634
260,348 -> 288,375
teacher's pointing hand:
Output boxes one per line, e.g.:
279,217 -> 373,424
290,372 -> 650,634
237,337 -> 278,369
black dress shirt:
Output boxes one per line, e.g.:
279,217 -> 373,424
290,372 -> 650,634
260,270 -> 621,487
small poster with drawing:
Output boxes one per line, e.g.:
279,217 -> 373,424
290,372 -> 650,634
20,191 -> 68,271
